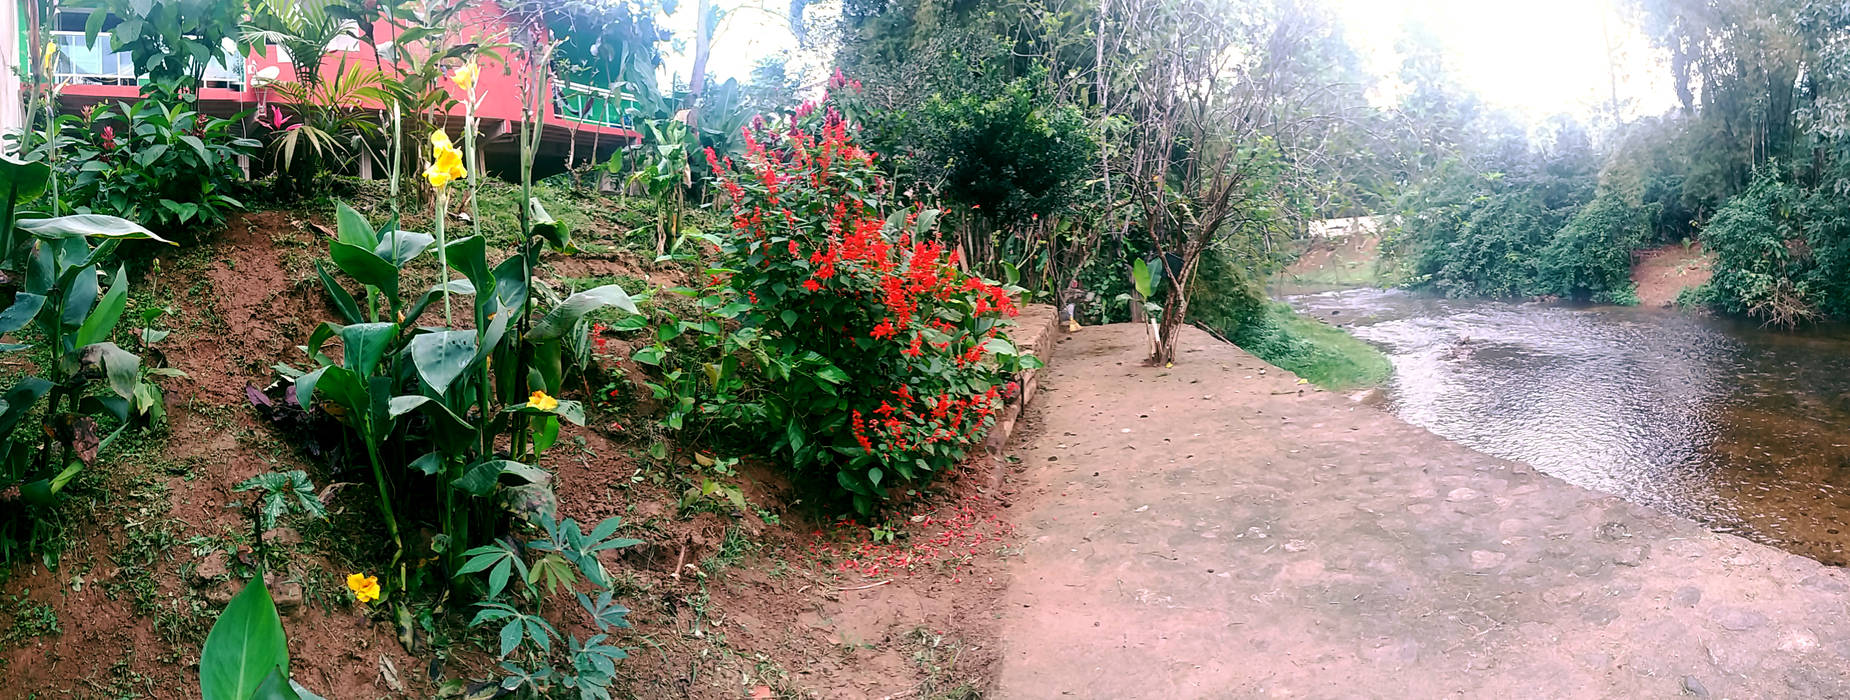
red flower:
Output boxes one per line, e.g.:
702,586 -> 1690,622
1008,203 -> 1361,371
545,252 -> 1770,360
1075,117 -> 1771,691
870,320 -> 897,340
802,279 -> 821,292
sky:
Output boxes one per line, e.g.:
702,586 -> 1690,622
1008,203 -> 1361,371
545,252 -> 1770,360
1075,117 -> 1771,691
652,0 -> 1680,126
1327,0 -> 1679,123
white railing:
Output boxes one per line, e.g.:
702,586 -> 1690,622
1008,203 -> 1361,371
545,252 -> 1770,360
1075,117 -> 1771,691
50,31 -> 246,90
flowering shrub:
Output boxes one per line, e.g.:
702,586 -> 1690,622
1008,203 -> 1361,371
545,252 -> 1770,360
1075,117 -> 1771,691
705,104 -> 1036,512
54,84 -> 257,237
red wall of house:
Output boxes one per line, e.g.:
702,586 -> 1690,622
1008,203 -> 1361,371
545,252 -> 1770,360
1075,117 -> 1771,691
62,0 -> 635,143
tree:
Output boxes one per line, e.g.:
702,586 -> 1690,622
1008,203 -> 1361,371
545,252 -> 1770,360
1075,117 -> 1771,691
1115,0 -> 1356,365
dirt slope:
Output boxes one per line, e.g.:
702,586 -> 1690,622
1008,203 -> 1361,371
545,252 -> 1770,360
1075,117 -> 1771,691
1632,242 -> 1712,307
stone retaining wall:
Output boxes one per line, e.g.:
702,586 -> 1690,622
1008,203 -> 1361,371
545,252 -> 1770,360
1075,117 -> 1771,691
983,304 -> 1058,459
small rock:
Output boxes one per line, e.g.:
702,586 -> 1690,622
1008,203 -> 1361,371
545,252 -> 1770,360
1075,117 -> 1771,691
1683,675 -> 1709,697
270,581 -> 305,611
1672,585 -> 1702,607
1446,488 -> 1480,502
1713,607 -> 1767,632
194,551 -> 229,583
1615,545 -> 1647,566
263,527 -> 303,546
1778,628 -> 1820,653
1469,550 -> 1506,570
205,582 -> 237,606
1282,539 -> 1310,553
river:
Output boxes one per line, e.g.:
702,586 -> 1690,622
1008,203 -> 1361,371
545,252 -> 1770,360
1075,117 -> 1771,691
1283,287 -> 1850,565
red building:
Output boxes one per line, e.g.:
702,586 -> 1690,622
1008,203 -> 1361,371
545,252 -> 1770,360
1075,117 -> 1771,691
24,2 -> 639,176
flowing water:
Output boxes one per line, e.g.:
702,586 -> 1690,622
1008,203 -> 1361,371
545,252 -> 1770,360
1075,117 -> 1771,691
1283,287 -> 1850,565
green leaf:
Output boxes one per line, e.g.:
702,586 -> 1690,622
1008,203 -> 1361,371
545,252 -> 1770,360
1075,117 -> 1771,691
453,460 -> 531,497
1132,258 -> 1153,299
0,293 -> 46,334
373,230 -> 436,268
200,576 -> 290,700
76,265 -> 130,348
0,155 -> 51,204
408,331 -> 477,395
79,342 -> 141,400
530,198 -> 570,250
249,668 -> 303,700
17,214 -> 170,243
334,201 -> 378,250
529,285 -> 638,340
334,323 -> 399,377
314,261 -> 364,325
329,241 -> 400,302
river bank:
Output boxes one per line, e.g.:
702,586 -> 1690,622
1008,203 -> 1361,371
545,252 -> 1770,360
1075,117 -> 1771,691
995,323 -> 1850,697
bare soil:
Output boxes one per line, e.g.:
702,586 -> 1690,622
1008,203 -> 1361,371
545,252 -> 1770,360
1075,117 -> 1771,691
1631,241 -> 1712,307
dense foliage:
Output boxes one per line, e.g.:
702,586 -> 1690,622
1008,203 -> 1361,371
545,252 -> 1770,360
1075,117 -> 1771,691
55,88 -> 258,237
703,104 -> 1035,513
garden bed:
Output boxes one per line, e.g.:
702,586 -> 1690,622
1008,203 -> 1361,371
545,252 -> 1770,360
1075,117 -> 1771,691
0,202 -> 1054,698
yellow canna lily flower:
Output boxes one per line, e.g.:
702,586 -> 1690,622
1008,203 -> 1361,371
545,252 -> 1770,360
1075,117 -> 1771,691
346,572 -> 380,604
528,390 -> 559,412
452,58 -> 479,92
423,130 -> 468,188
41,43 -> 57,75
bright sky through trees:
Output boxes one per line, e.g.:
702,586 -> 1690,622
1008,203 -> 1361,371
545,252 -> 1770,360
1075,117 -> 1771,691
652,0 -> 1679,126
1329,0 -> 1676,122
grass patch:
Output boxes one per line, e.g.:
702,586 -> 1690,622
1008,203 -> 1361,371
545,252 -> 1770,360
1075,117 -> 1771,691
0,593 -> 60,646
1227,302 -> 1391,391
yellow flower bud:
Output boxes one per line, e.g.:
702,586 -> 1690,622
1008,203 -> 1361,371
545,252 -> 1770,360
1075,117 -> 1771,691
452,58 -> 479,92
528,390 -> 559,411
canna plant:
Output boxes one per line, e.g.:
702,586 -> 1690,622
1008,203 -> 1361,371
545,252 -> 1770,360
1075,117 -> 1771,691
0,155 -> 178,558
283,43 -> 639,597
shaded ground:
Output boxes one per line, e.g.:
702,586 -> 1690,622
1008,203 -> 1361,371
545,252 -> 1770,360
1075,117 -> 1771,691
1632,242 -> 1712,307
995,323 -> 1850,698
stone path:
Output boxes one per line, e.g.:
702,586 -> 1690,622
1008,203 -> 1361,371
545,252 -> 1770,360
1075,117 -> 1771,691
994,323 -> 1850,698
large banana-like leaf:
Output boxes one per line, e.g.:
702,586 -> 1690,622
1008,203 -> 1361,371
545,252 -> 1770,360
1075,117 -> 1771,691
334,201 -> 378,250
0,156 -> 52,205
408,330 -> 477,395
0,378 -> 51,436
75,265 -> 130,348
529,198 -> 571,251
335,322 -> 399,377
199,576 -> 291,700
16,214 -> 172,244
313,260 -> 363,325
528,285 -> 638,341
373,229 -> 435,268
329,241 -> 399,303
59,264 -> 100,331
0,293 -> 45,334
78,342 -> 141,401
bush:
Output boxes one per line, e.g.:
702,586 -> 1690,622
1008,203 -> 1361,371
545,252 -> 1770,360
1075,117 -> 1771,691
1540,191 -> 1647,302
704,106 -> 1034,512
56,86 -> 257,238
1700,170 -> 1816,325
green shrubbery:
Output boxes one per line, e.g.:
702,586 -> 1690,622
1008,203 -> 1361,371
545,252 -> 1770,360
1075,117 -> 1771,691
695,104 -> 1036,513
54,85 -> 258,238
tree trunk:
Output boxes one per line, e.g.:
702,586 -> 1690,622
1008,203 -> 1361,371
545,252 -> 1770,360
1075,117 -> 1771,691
687,0 -> 713,127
